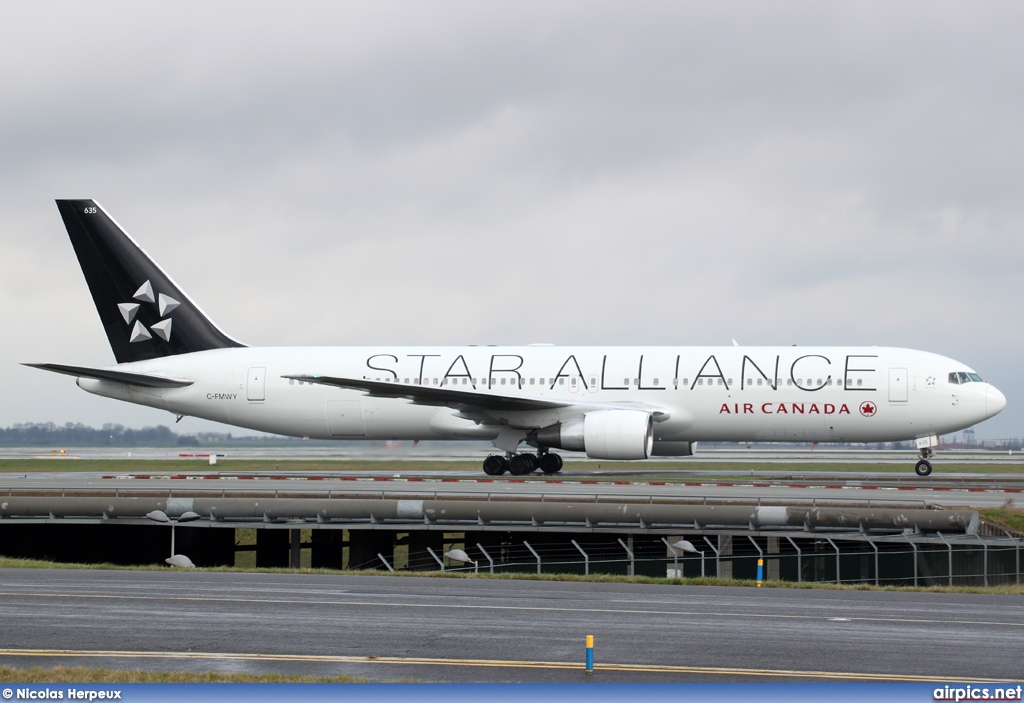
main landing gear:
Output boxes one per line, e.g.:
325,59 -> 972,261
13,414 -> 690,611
915,447 -> 934,477
482,450 -> 563,476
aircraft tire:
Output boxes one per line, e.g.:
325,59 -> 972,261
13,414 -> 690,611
914,459 -> 933,477
539,453 -> 563,474
508,454 -> 532,476
483,455 -> 508,476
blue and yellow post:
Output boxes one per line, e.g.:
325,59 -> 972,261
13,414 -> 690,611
585,635 -> 594,673
757,558 -> 764,587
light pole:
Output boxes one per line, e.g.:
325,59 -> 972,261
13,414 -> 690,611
444,548 -> 479,573
146,510 -> 200,568
672,539 -> 704,578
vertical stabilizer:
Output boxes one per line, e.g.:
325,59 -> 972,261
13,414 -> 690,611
55,199 -> 244,363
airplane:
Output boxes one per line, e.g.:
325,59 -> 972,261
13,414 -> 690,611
25,199 -> 1007,477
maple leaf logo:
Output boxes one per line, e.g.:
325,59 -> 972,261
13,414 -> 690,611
859,401 -> 877,417
117,279 -> 179,344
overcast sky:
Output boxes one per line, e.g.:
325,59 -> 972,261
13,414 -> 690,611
1,1 -> 1021,439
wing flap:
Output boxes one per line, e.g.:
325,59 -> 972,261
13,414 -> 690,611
283,375 -> 569,412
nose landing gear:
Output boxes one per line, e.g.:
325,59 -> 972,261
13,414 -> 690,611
915,447 -> 934,477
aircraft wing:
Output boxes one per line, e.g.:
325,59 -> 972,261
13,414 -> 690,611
23,363 -> 194,388
283,374 -> 671,419
283,374 -> 565,411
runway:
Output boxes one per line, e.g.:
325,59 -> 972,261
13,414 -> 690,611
0,569 -> 1021,682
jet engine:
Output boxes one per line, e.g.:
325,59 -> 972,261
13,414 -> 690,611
651,441 -> 696,456
533,410 -> 653,460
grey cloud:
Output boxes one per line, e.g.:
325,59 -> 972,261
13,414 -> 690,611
1,2 -> 1022,436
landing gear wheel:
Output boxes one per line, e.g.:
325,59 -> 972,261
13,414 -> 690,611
483,455 -> 508,476
508,454 -> 533,476
520,453 -> 538,474
915,459 -> 933,477
538,453 -> 563,474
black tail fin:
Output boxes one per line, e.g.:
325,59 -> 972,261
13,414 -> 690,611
56,199 -> 244,364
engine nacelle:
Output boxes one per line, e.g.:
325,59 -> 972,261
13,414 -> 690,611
533,410 -> 654,460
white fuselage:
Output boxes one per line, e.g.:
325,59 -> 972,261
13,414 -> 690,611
76,345 -> 1005,447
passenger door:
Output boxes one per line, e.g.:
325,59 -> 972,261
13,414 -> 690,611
247,367 -> 266,402
888,368 -> 908,403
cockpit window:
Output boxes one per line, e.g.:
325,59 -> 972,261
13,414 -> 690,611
948,373 -> 959,384
969,373 -> 983,382
950,371 -> 984,384
957,372 -> 970,384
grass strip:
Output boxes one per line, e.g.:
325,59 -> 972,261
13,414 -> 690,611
2,556 -> 1021,595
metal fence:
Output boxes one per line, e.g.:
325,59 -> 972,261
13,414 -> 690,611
380,534 -> 1023,587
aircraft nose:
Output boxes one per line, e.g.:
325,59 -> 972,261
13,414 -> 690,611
985,385 -> 1007,418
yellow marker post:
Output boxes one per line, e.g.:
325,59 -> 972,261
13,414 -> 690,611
757,558 -> 764,587
585,635 -> 594,673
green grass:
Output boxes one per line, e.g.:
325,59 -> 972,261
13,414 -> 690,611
980,507 -> 1024,532
2,555 -> 1021,595
0,666 -> 369,683
3,457 -> 1024,477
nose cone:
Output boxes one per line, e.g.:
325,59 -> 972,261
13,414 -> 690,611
985,385 -> 1007,419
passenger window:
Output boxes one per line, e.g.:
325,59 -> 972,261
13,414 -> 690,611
559,378 -> 565,385
530,378 -> 535,385
653,378 -> 659,385
857,379 -> 863,386
787,379 -> 793,386
404,378 -> 409,384
698,379 -> 703,386
500,378 -> 506,385
756,378 -> 762,386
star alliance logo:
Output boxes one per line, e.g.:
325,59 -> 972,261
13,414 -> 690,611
117,279 -> 179,343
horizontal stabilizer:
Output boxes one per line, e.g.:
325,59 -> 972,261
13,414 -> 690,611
23,363 -> 193,388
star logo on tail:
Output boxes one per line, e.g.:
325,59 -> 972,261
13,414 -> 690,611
117,280 -> 179,343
